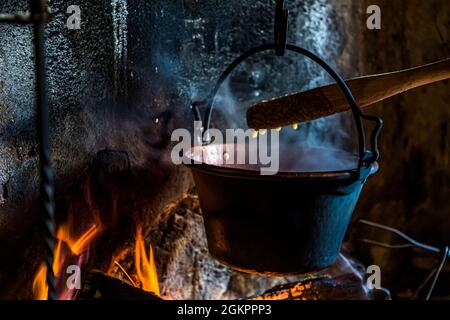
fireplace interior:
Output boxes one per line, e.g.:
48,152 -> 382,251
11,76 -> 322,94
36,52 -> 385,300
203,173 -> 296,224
0,0 -> 449,301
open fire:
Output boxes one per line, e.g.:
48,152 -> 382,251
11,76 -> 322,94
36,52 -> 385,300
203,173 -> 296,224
107,224 -> 161,298
29,186 -> 375,301
32,209 -> 160,300
32,210 -> 102,300
134,225 -> 160,296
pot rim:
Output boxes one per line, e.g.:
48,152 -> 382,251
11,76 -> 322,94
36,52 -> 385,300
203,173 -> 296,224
185,160 -> 379,182
183,143 -> 379,181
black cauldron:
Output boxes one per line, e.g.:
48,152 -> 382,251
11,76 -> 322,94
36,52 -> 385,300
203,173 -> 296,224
186,44 -> 383,275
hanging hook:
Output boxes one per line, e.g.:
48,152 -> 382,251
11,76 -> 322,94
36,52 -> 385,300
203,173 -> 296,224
274,0 -> 288,56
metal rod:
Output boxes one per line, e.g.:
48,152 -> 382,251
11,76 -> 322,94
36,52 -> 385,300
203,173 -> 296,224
359,220 -> 449,299
425,246 -> 449,300
31,0 -> 56,300
274,0 -> 288,56
359,219 -> 446,256
359,239 -> 414,249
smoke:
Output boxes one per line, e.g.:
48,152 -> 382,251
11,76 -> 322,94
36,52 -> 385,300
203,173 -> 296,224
207,0 -> 359,167
78,0 -> 183,170
82,0 -> 359,173
283,0 -> 357,155
81,101 -> 174,169
213,78 -> 248,130
78,0 -> 165,168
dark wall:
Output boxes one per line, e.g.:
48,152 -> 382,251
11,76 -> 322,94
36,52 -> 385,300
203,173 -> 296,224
349,0 -> 450,298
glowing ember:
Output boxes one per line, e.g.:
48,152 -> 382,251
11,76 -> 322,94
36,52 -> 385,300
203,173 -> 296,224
135,225 -> 160,296
249,282 -> 315,300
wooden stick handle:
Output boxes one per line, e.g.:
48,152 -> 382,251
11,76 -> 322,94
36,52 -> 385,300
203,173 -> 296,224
246,58 -> 450,129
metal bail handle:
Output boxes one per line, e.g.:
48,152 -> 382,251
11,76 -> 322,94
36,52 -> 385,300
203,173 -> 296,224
191,44 -> 383,178
274,0 -> 288,56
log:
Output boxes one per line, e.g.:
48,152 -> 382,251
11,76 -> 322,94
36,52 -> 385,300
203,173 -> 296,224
78,270 -> 162,300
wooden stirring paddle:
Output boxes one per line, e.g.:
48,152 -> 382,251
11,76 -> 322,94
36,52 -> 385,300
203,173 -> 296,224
246,58 -> 450,130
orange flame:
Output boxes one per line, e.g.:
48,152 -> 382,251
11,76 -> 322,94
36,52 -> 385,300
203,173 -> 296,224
32,264 -> 48,300
57,224 -> 99,256
32,219 -> 101,300
53,240 -> 63,276
135,225 -> 160,296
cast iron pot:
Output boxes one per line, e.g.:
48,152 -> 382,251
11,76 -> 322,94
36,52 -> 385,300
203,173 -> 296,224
186,44 -> 383,275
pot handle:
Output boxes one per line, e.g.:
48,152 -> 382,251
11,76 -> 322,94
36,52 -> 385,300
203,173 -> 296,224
191,44 -> 383,179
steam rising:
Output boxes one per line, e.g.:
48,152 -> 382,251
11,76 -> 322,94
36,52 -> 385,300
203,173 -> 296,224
82,104 -> 172,168
84,0 -> 359,172
208,0 -> 359,169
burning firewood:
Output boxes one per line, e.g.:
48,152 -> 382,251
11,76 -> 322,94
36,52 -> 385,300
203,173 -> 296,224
81,271 -> 370,301
79,270 -> 162,300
